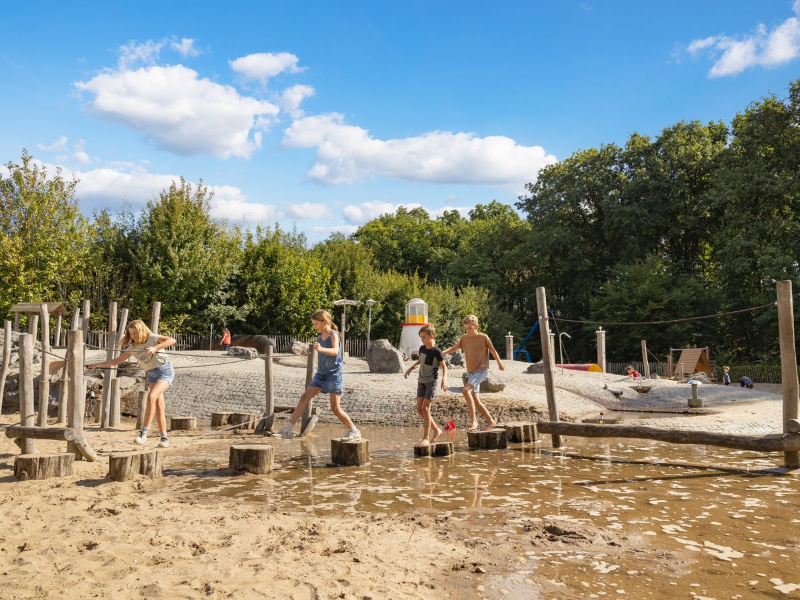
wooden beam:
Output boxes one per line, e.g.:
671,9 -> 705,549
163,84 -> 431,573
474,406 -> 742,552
37,303 -> 51,426
97,301 -> 117,425
777,280 -> 800,468
641,340 -> 650,379
18,334 -> 36,454
0,320 -> 10,417
5,426 -> 77,441
536,287 -> 561,448
150,301 -> 161,334
66,330 -> 85,459
536,421 -> 800,452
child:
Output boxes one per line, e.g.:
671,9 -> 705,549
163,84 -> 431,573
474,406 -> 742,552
86,320 -> 176,448
722,365 -> 731,385
277,310 -> 360,439
221,327 -> 231,351
404,324 -> 448,446
626,366 -> 641,378
443,315 -> 504,431
740,376 -> 754,389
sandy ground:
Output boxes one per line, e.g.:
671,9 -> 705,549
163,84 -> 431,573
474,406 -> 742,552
0,353 -> 792,598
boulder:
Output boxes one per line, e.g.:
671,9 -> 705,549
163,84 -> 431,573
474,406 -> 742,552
446,351 -> 464,368
288,340 -> 310,356
365,339 -> 405,373
690,372 -> 711,384
526,361 -> 545,374
461,371 -> 505,393
227,346 -> 259,359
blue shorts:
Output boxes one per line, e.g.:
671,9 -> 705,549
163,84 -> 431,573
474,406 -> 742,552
465,370 -> 488,392
310,370 -> 343,394
146,362 -> 174,386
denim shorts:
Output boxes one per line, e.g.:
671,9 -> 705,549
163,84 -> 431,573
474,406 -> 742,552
309,370 -> 343,394
146,362 -> 174,386
465,370 -> 488,392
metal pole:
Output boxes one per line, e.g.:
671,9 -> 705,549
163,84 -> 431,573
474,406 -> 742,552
367,304 -> 372,348
210,324 -> 213,351
341,306 -> 346,361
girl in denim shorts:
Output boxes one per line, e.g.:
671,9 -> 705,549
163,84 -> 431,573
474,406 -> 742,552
87,320 -> 176,448
278,310 -> 360,440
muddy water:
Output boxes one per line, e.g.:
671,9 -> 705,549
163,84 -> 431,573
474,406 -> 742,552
167,424 -> 800,598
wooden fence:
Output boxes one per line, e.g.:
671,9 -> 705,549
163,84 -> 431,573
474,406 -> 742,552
606,361 -> 670,378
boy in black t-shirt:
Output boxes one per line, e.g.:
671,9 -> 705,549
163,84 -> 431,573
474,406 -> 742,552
404,324 -> 449,446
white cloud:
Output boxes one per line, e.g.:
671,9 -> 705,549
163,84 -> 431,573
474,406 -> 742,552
230,52 -> 304,83
687,3 -> 800,77
283,113 -> 558,186
76,65 -> 279,159
284,202 -> 333,220
171,37 -> 201,58
278,84 -> 315,117
37,135 -> 68,152
117,39 -> 165,70
208,195 -> 282,224
72,139 -> 92,165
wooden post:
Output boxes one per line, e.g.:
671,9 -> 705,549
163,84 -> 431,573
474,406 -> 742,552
777,280 -> 800,469
549,331 -> 555,367
301,344 -> 317,433
81,300 -> 90,344
263,346 -> 275,432
71,306 -> 80,333
150,301 -> 161,334
667,353 -> 673,379
679,363 -> 684,383
641,340 -> 650,379
229,444 -> 275,474
13,313 -> 19,332
19,334 -> 36,454
136,389 -> 147,430
66,330 -> 86,459
536,287 -> 561,447
57,372 -> 69,424
28,313 -> 39,342
110,307 -> 128,425
505,332 -> 514,361
37,304 -> 51,426
596,328 -> 606,373
0,320 -> 11,416
331,438 -> 370,466
97,301 -> 117,425
54,313 -> 62,347
108,378 -> 121,427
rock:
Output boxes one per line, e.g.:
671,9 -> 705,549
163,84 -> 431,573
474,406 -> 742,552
461,371 -> 505,393
446,351 -> 464,368
690,372 -> 711,383
526,361 -> 545,374
365,339 -> 405,373
288,341 -> 310,356
115,376 -> 138,390
227,346 -> 258,359
410,351 -> 419,361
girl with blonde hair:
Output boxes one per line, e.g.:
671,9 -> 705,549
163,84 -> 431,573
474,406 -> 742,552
278,309 -> 360,439
87,319 -> 176,447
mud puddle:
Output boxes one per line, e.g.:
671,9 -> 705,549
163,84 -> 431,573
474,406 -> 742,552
164,424 -> 800,598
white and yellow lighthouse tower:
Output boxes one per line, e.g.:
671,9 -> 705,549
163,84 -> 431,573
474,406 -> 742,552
399,298 -> 428,358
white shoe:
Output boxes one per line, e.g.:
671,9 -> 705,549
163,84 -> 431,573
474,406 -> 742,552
343,429 -> 361,440
158,438 -> 169,448
134,432 -> 147,445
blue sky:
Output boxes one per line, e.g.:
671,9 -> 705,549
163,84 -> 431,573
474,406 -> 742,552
1,1 -> 799,241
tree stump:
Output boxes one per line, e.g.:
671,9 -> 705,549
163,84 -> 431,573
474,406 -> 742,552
467,428 -> 508,450
170,416 -> 197,431
229,444 -> 275,474
499,422 -> 539,443
229,413 -> 259,430
108,450 -> 163,481
211,412 -> 232,427
331,438 -> 370,466
14,453 -> 74,480
414,441 -> 454,457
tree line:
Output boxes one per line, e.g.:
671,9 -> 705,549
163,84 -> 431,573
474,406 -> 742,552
1,79 -> 798,363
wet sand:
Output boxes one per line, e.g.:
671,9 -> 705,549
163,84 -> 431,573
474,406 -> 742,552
2,416 -> 800,599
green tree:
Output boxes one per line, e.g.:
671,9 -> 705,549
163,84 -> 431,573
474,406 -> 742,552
0,150 -> 90,315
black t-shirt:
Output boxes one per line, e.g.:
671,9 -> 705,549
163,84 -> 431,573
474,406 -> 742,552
418,345 -> 444,383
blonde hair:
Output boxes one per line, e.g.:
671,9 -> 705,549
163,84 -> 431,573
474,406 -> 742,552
462,315 -> 479,326
311,309 -> 338,331
419,324 -> 436,337
121,320 -> 152,347
723,365 -> 730,371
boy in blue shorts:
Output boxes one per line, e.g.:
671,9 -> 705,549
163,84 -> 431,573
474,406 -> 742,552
404,324 -> 448,447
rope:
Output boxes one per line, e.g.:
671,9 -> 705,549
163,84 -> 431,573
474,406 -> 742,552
84,342 -> 300,359
551,302 -> 775,327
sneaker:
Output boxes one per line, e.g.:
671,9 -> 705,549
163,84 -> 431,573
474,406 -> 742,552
277,424 -> 294,437
134,432 -> 147,445
158,438 -> 169,448
343,429 -> 361,441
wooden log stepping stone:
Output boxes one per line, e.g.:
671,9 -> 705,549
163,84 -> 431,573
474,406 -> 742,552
108,450 -> 164,482
229,444 -> 274,474
14,453 -> 74,480
414,441 -> 454,457
331,438 -> 370,466
229,413 -> 259,430
170,416 -> 197,431
499,422 -> 540,443
211,412 -> 232,427
467,428 -> 508,450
